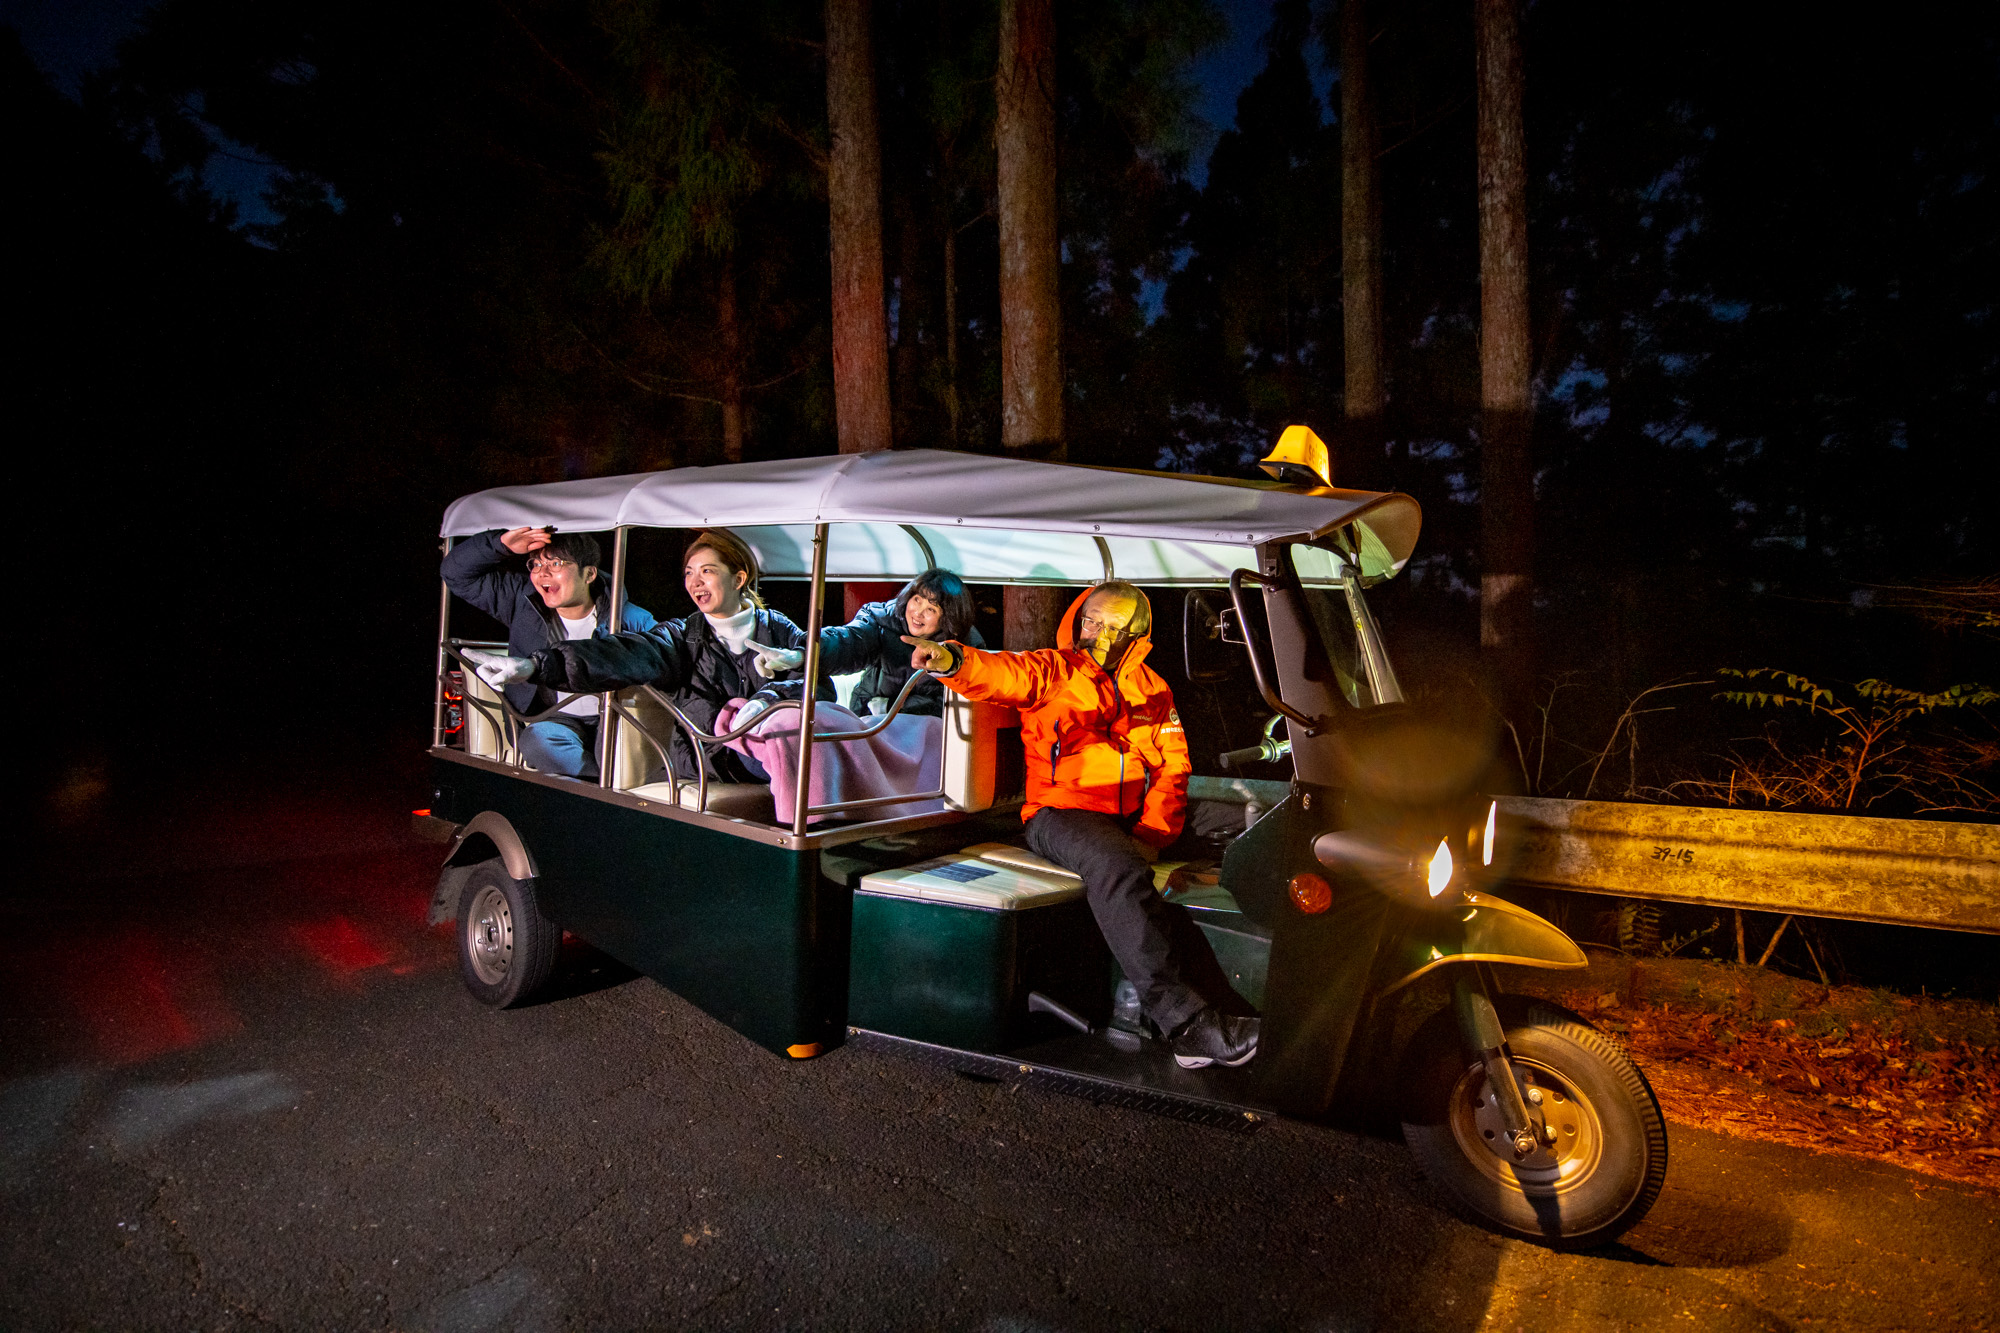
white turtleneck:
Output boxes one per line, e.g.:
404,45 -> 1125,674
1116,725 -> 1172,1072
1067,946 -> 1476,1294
706,605 -> 758,655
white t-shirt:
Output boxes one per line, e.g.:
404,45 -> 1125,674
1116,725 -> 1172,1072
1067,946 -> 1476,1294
557,608 -> 600,717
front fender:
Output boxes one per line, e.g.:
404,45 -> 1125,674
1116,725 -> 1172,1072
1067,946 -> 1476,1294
1381,891 -> 1586,996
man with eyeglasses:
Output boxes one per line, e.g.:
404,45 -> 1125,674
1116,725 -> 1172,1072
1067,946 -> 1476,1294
901,580 -> 1260,1070
442,527 -> 657,778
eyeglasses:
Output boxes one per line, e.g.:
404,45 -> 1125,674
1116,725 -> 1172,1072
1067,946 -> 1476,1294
526,555 -> 576,573
1080,614 -> 1130,638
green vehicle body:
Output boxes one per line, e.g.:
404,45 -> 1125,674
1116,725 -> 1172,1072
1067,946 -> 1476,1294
434,760 -> 848,1056
432,753 -> 1583,1118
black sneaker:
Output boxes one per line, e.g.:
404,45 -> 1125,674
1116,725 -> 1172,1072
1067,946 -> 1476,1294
1170,1008 -> 1260,1069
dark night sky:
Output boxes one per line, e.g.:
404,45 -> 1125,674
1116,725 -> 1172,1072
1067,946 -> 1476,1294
2,0 -> 141,94
3,0 -> 1315,205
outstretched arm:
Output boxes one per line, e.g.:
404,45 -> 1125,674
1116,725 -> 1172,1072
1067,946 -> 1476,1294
902,637 -> 1067,710
531,621 -> 693,695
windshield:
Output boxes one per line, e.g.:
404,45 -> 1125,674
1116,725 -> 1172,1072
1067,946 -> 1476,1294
1294,546 -> 1402,707
1302,587 -> 1372,707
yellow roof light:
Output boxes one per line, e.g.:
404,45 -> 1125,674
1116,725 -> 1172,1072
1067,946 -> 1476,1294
1259,424 -> 1335,489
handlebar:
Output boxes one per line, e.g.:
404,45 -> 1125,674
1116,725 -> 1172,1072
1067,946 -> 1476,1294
1219,714 -> 1292,770
1218,743 -> 1269,770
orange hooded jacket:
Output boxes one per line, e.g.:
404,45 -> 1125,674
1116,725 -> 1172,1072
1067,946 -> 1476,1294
939,587 -> 1192,847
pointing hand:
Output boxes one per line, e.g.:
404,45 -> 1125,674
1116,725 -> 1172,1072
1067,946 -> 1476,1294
747,641 -> 806,679
462,648 -> 535,691
900,635 -> 953,672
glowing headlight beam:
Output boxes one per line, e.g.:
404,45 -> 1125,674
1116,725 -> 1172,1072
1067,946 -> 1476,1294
1427,838 -> 1454,898
1483,800 -> 1497,867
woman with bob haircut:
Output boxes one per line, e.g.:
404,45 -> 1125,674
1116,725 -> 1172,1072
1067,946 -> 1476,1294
466,527 -> 823,784
769,568 -> 985,718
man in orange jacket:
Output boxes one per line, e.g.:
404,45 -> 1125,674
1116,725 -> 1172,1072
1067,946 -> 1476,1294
904,580 -> 1259,1068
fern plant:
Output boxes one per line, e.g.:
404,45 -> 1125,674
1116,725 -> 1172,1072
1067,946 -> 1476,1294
1709,670 -> 1999,811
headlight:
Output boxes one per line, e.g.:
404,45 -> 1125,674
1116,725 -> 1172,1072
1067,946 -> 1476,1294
1312,828 -> 1468,910
1426,838 -> 1454,897
1482,800 -> 1497,867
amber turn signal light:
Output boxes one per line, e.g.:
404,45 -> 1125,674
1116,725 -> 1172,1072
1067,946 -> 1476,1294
1289,871 -> 1333,914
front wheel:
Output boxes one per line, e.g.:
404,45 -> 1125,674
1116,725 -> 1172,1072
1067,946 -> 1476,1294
455,861 -> 560,1008
1402,1002 -> 1667,1248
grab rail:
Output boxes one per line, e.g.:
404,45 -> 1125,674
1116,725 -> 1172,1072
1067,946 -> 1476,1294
1227,568 -> 1324,736
441,639 -> 948,823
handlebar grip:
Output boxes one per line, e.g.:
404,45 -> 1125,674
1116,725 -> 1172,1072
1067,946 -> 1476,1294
1219,744 -> 1267,770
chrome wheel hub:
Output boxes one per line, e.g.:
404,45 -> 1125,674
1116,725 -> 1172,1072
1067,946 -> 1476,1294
466,884 -> 514,986
1449,1059 -> 1603,1196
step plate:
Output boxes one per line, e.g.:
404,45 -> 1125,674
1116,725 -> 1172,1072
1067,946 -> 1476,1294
847,1027 -> 1276,1133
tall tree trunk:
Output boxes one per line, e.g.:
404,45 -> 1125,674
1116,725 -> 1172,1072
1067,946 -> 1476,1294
997,0 -> 1066,646
826,0 -> 892,456
718,252 -> 744,463
1339,0 -> 1385,487
943,218 -> 960,445
1476,0 -> 1534,720
996,0 -> 1062,459
892,191 -> 922,442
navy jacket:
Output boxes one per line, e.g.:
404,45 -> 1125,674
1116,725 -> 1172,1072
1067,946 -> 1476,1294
531,606 -> 827,784
813,600 -> 986,717
442,530 -> 658,716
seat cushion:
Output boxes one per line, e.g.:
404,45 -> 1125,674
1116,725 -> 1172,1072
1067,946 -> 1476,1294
960,841 -> 1083,884
858,854 -> 1084,910
626,779 -> 775,822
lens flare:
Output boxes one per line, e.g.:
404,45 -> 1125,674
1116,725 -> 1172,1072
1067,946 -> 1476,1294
1483,800 -> 1497,867
1426,838 -> 1454,897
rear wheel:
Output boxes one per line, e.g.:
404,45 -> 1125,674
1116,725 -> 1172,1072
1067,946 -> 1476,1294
1402,1002 -> 1667,1248
456,862 -> 559,1008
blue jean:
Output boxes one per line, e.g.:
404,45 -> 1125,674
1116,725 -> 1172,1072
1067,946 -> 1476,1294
520,716 -> 599,779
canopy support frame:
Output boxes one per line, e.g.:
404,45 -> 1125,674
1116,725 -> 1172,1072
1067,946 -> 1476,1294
792,523 -> 830,838
433,537 -> 454,749
599,526 -> 631,788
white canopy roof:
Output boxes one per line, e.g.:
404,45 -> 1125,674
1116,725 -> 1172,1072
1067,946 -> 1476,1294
440,449 -> 1421,585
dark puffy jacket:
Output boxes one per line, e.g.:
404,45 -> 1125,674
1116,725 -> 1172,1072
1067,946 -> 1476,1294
813,600 -> 987,717
531,607 -> 827,784
442,530 -> 658,716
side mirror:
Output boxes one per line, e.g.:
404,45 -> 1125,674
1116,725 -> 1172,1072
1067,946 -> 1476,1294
1183,590 -> 1234,683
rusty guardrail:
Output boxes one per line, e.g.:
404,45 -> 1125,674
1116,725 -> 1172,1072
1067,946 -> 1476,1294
1497,797 -> 2000,935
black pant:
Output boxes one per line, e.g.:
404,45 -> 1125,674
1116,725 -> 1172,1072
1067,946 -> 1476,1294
1026,807 -> 1217,1034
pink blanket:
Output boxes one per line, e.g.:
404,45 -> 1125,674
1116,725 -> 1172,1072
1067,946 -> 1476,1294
716,699 -> 945,824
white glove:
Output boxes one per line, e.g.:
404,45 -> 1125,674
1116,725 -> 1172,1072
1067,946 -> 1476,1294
867,696 -> 894,717
733,696 -> 774,731
463,648 -> 535,691
748,641 -> 806,679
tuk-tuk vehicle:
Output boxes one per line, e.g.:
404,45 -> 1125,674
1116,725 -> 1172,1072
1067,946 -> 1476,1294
420,446 -> 1667,1248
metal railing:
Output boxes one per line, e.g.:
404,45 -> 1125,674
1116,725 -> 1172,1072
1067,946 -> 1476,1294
439,638 -> 945,828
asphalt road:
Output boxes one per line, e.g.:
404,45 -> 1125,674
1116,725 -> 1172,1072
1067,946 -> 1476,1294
4,758 -> 1996,1331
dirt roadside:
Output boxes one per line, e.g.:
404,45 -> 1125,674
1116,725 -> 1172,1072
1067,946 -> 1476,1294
1501,953 -> 2000,1191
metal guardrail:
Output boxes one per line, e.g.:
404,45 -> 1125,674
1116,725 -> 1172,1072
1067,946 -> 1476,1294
1498,797 -> 2000,936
